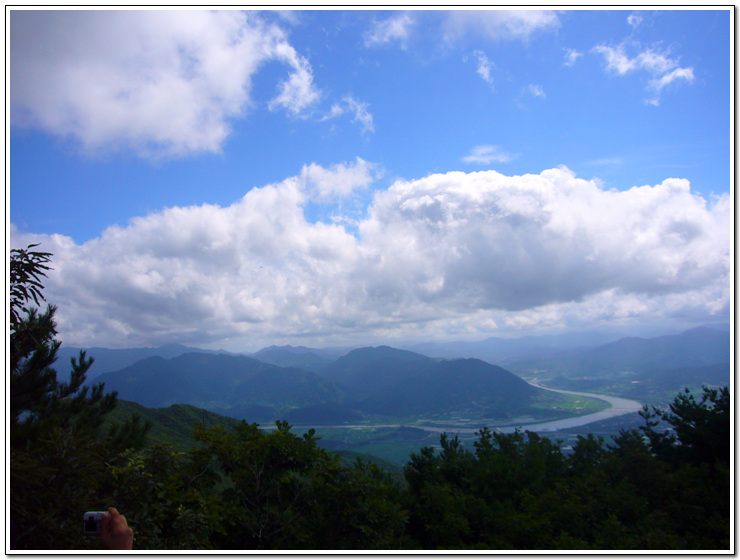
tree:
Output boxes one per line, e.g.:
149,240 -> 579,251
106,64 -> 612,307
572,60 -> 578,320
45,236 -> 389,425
192,420 -> 407,549
640,386 -> 730,467
10,243 -> 52,327
10,244 -> 118,447
9,244 -> 150,549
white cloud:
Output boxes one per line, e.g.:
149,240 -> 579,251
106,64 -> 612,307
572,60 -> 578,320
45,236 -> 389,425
300,158 -> 378,202
647,67 -> 695,101
11,167 -> 729,349
364,12 -> 415,48
528,84 -> 546,98
462,145 -> 513,164
472,50 -> 494,84
594,44 -> 637,74
593,42 -> 694,105
266,43 -> 321,115
563,48 -> 582,66
443,10 -> 560,42
9,10 -> 321,158
322,96 -> 375,134
627,13 -> 643,28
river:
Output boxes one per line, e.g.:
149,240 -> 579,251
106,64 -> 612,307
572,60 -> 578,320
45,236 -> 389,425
499,381 -> 644,433
382,382 -> 642,435
289,382 -> 645,435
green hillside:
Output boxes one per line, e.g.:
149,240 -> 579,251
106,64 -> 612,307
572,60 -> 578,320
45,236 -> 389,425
103,399 -> 241,450
104,399 -> 405,477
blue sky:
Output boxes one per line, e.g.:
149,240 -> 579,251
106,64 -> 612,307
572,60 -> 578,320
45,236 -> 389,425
9,9 -> 732,351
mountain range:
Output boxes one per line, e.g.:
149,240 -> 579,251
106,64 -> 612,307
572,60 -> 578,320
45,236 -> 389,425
96,353 -> 343,421
69,325 -> 729,424
506,326 -> 730,379
96,346 -> 551,424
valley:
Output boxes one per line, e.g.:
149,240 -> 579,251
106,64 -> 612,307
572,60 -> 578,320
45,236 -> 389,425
86,324 -> 728,465
281,382 -> 643,464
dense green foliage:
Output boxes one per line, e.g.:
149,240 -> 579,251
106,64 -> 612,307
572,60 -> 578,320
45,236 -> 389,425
10,247 -> 730,551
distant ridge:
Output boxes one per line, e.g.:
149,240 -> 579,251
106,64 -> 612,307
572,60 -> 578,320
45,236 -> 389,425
55,344 -> 243,379
252,345 -> 336,373
95,352 -> 344,418
509,326 -> 730,379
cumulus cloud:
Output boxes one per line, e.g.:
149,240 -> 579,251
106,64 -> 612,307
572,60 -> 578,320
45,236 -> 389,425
593,42 -> 694,105
9,10 -> 321,158
443,10 -> 560,42
300,158 -> 378,202
11,167 -> 730,349
462,145 -> 513,165
364,12 -> 415,48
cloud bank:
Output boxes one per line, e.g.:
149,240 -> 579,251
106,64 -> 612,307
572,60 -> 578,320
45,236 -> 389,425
11,166 -> 730,350
9,10 -> 321,158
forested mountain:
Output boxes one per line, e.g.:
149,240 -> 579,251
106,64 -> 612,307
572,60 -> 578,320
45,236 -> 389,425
320,346 -> 432,399
508,326 -> 730,379
94,347 -> 581,424
103,399 -> 241,450
105,399 -> 403,476
354,358 -> 538,417
95,353 -> 344,420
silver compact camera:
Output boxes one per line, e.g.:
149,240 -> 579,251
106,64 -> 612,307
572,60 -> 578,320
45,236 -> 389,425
82,511 -> 106,536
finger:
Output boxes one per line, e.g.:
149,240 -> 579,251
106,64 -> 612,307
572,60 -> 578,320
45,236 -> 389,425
107,507 -> 122,523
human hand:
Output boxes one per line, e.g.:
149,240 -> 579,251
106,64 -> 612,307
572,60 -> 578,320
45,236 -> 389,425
101,507 -> 133,550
